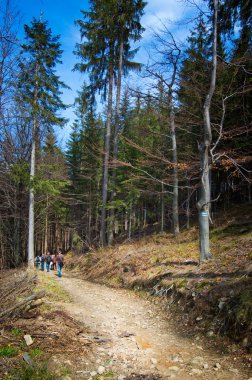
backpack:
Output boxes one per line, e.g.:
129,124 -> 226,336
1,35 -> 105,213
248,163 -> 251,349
57,254 -> 64,267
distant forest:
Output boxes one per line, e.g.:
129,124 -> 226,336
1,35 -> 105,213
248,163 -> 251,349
0,0 -> 251,268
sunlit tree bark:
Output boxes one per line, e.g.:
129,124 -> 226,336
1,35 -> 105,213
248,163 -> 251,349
197,0 -> 218,261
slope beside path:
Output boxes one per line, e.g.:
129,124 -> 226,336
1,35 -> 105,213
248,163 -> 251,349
54,273 -> 250,380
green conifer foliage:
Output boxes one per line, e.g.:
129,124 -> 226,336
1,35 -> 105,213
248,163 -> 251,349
75,0 -> 146,245
17,18 -> 68,128
16,18 -> 68,266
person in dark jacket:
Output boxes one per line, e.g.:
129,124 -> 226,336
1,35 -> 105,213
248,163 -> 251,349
45,251 -> 52,272
56,249 -> 64,277
40,253 -> 46,271
35,255 -> 41,269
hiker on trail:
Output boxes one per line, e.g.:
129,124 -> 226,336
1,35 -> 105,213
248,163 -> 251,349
45,252 -> 52,272
40,253 -> 46,271
51,253 -> 57,271
56,249 -> 64,277
35,255 -> 41,269
50,254 -> 54,270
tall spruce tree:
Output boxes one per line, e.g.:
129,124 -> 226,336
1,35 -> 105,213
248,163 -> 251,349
109,0 -> 146,243
75,1 -> 116,246
75,0 -> 146,246
16,18 -> 68,267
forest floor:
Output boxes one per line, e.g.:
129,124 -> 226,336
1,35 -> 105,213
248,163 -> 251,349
0,205 -> 251,379
1,269 -> 251,380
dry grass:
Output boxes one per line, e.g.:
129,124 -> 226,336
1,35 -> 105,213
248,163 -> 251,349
64,204 -> 252,353
0,269 -> 93,379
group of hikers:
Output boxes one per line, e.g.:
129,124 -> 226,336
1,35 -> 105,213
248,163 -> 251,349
35,249 -> 64,277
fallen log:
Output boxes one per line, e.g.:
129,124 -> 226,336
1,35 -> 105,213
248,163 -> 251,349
0,290 -> 46,319
31,332 -> 59,338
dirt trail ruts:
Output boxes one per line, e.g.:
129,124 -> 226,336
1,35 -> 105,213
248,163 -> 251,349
54,273 -> 250,380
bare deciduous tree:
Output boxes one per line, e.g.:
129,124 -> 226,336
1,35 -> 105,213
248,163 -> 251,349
197,0 -> 218,261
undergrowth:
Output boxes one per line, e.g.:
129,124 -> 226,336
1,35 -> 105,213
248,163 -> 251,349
0,346 -> 18,357
7,362 -> 55,380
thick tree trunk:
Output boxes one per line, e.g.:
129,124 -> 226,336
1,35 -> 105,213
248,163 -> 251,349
28,60 -> 39,268
197,144 -> 211,260
27,130 -> 35,267
197,0 -> 218,261
171,111 -> 179,235
100,61 -> 113,246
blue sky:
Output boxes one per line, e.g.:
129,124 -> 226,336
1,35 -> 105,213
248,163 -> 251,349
17,0 -> 202,148
18,0 -> 90,147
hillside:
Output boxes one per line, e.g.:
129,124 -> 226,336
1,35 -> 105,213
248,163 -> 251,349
65,205 -> 252,355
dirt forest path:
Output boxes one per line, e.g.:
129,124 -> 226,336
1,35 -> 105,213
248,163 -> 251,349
53,273 -> 250,380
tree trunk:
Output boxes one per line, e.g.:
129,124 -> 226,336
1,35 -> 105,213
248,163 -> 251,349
27,61 -> 39,268
124,211 -> 128,232
143,206 -> 147,227
27,127 -> 35,268
109,39 -> 124,245
88,204 -> 92,243
100,59 -> 114,246
171,111 -> 179,235
55,220 -> 60,251
44,195 -> 48,254
161,182 -> 164,232
186,178 -> 190,229
128,203 -> 132,239
197,0 -> 218,261
13,190 -> 21,266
